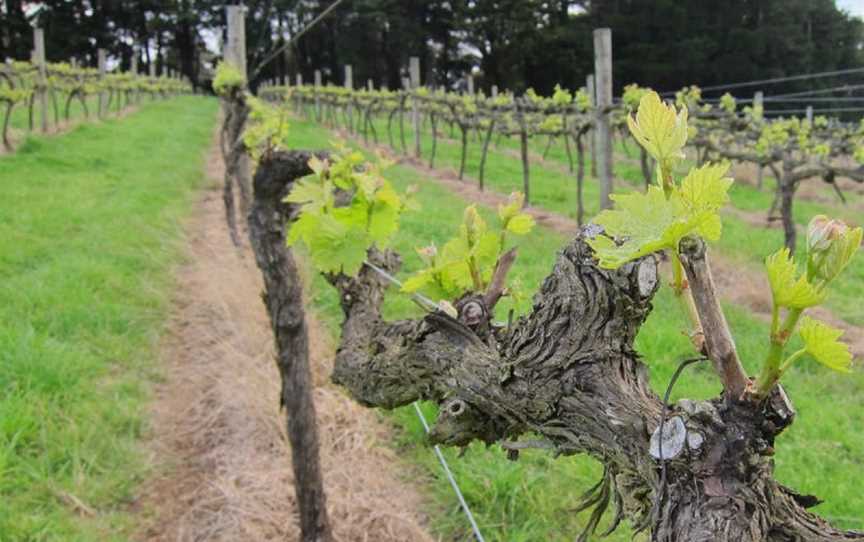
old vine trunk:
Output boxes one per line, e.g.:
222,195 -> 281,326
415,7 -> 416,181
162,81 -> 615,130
261,149 -> 864,542
247,152 -> 333,542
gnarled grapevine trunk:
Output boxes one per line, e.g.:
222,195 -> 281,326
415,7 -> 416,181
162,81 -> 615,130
247,151 -> 333,542
219,89 -> 251,246
260,149 -> 864,542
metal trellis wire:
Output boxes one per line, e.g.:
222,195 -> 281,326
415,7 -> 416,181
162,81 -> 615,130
362,261 -> 487,542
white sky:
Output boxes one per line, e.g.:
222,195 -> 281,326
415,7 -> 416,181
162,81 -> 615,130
837,0 -> 864,18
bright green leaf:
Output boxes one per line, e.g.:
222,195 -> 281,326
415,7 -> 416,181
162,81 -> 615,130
506,213 -> 535,235
765,248 -> 824,309
799,316 -> 852,372
587,185 -> 725,269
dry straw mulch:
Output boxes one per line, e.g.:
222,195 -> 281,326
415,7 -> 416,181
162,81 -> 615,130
134,134 -> 435,542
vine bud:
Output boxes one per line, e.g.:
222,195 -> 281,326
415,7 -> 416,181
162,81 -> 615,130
806,215 -> 863,283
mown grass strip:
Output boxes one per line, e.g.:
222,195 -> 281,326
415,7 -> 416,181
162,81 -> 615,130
287,115 -> 864,540
0,96 -> 218,540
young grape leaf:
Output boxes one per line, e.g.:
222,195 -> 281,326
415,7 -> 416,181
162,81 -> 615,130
626,91 -> 688,166
304,214 -> 369,276
679,162 -> 733,212
506,213 -> 535,235
284,176 -> 333,213
588,184 -> 728,269
765,248 -> 824,309
798,316 -> 852,372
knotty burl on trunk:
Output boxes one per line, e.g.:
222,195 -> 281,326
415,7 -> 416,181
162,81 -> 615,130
258,150 -> 862,542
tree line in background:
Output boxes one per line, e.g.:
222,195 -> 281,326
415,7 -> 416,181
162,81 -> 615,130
1,0 -> 862,96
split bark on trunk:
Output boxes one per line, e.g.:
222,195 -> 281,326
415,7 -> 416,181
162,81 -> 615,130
259,149 -> 863,542
220,90 -> 252,247
247,151 -> 334,542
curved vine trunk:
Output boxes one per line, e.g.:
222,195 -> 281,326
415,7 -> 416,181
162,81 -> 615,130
779,166 -> 797,253
219,92 -> 251,247
640,147 -> 652,189
258,149 -> 863,542
542,134 -> 554,158
574,133 -> 585,225
248,151 -> 334,542
2,102 -> 13,150
429,112 -> 437,169
387,107 -> 397,149
398,96 -> 407,154
458,123 -> 468,180
478,119 -> 496,191
563,116 -> 574,173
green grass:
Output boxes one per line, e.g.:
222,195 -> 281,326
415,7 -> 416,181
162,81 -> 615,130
0,96 -> 218,540
5,92 -> 154,138
286,115 -> 864,540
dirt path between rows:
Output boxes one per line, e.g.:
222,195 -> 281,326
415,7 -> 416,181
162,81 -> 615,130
133,129 -> 434,541
337,128 -> 864,360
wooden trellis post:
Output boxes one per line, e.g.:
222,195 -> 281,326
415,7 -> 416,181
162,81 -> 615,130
34,28 -> 48,132
593,28 -> 613,210
314,69 -> 322,121
586,74 -> 597,178
754,91 -> 764,189
409,56 -> 421,158
97,49 -> 107,117
149,38 -> 156,78
344,64 -> 353,131
225,5 -> 247,76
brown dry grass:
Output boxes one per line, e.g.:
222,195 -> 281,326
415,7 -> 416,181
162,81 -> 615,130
133,129 -> 435,541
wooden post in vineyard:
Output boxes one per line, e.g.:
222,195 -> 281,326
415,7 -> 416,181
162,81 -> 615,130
97,49 -> 107,118
149,38 -> 156,78
806,105 -> 813,125
467,74 -> 474,95
344,64 -> 353,89
344,64 -> 353,131
223,3 -> 252,237
586,74 -> 597,178
33,27 -> 49,133
410,56 -> 421,158
296,73 -> 303,86
754,90 -> 764,189
131,47 -> 138,74
593,28 -> 613,209
491,84 -> 498,98
225,6 -> 247,75
314,69 -> 322,121
367,79 -> 374,91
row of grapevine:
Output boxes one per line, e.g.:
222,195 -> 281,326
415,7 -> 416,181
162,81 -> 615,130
259,77 -> 864,252
0,29 -> 191,150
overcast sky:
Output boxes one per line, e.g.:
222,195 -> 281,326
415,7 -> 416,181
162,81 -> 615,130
837,0 -> 864,18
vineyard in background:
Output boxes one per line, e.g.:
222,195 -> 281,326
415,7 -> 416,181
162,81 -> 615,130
259,75 -> 864,256
0,27 -> 192,151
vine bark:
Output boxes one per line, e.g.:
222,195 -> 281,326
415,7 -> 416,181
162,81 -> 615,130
261,149 -> 862,542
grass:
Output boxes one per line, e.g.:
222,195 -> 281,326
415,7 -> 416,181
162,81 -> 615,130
0,96 -> 218,540
4,92 -> 155,141
285,115 -> 864,540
